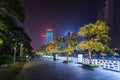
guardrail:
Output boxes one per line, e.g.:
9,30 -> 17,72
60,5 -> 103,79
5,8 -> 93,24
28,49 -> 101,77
83,58 -> 120,72
41,55 -> 120,72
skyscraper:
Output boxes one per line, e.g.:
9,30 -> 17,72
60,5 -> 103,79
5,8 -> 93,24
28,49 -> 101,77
46,29 -> 53,44
98,0 -> 120,48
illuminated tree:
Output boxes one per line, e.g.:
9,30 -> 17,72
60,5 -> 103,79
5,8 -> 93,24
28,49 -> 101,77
45,41 -> 59,54
78,20 -> 111,64
65,38 -> 77,61
55,33 -> 77,61
112,48 -> 119,59
55,36 -> 66,53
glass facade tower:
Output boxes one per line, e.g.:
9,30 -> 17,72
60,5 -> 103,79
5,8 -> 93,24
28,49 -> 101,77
46,29 -> 53,44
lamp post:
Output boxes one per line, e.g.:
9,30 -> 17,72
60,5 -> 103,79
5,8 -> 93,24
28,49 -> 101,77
13,43 -> 17,62
20,43 -> 23,62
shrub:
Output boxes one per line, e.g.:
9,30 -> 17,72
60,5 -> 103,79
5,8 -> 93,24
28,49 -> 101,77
82,63 -> 99,68
6,55 -> 14,64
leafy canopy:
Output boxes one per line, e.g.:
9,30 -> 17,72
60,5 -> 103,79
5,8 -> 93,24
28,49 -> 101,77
78,20 -> 111,52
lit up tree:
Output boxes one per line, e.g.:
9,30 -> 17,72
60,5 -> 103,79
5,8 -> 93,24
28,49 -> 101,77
55,34 -> 77,61
45,41 -> 59,59
65,38 -> 77,61
112,48 -> 119,59
77,20 -> 111,64
55,36 -> 66,54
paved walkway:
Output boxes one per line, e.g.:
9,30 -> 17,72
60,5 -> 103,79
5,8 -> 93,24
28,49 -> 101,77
16,59 -> 120,80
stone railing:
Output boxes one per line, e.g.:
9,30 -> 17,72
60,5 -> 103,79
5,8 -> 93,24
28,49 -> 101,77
83,58 -> 120,72
41,55 -> 120,72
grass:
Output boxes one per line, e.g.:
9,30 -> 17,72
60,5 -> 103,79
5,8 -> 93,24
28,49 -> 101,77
90,64 -> 100,68
82,63 -> 100,68
56,58 -> 61,60
0,62 -> 25,80
81,63 -> 100,71
63,60 -> 74,63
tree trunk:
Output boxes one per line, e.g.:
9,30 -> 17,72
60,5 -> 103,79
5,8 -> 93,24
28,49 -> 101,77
88,49 -> 92,64
114,55 -> 116,60
102,56 -> 104,59
56,53 -> 58,59
67,53 -> 69,61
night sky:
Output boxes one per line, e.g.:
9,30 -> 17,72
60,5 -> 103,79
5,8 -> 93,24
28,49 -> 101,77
22,0 -> 99,50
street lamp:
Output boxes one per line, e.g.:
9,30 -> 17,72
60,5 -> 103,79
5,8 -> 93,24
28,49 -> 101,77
14,43 -> 17,62
20,42 -> 23,62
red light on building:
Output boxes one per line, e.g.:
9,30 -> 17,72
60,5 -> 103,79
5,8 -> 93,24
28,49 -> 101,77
32,50 -> 35,53
41,34 -> 46,38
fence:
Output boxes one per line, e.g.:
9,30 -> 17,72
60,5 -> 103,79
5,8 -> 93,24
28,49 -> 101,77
42,54 -> 120,72
82,58 -> 120,72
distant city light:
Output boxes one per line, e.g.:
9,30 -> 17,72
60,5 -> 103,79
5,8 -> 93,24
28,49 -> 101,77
32,50 -> 35,53
41,34 -> 46,38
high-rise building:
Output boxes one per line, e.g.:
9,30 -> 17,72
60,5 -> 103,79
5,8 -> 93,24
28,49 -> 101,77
46,29 -> 53,44
98,0 -> 120,48
98,0 -> 106,20
64,32 -> 77,40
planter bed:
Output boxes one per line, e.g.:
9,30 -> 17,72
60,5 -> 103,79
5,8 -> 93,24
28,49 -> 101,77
82,63 -> 100,70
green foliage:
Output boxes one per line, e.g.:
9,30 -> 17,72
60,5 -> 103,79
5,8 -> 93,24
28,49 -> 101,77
83,63 -> 100,68
55,36 -> 66,44
6,55 -> 14,64
0,55 -> 13,65
37,41 -> 59,55
78,20 -> 111,52
22,53 -> 27,59
62,47 -> 74,55
0,0 -> 32,63
77,20 -> 111,64
67,60 -> 73,62
0,20 -> 7,45
45,41 -> 59,54
78,40 -> 106,51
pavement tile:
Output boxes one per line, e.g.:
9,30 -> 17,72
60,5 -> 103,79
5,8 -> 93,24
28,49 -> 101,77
16,59 -> 120,80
